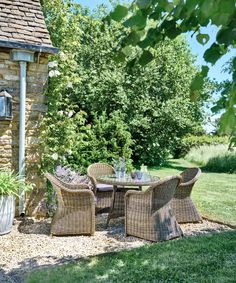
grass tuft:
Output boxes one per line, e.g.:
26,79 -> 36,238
185,145 -> 236,173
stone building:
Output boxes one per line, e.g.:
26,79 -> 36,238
0,0 -> 58,216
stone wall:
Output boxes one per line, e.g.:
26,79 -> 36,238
0,48 -> 49,217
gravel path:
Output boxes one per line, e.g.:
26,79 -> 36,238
0,215 -> 232,282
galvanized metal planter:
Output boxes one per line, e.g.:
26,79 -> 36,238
0,195 -> 15,235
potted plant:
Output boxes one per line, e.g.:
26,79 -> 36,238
0,170 -> 33,235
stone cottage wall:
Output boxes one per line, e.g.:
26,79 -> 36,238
0,48 -> 49,217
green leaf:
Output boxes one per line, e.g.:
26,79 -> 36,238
211,0 -> 235,26
229,87 -> 236,107
149,6 -> 163,20
190,73 -> 204,95
138,50 -> 154,66
162,20 -> 181,39
124,13 -> 147,29
201,65 -> 209,77
203,43 -> 226,64
113,50 -> 126,63
110,5 -> 128,22
199,0 -> 217,19
219,107 -> 236,134
166,26 -> 182,39
196,33 -> 210,45
125,31 -> 141,46
138,36 -> 153,49
216,27 -> 236,46
232,57 -> 236,69
185,0 -> 199,15
122,46 -> 134,56
190,68 -> 208,100
158,0 -> 174,12
137,0 -> 152,9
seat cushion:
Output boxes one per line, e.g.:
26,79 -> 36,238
97,183 -> 113,192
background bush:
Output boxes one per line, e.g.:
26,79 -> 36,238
40,0 -> 210,171
185,144 -> 236,173
174,135 -> 229,158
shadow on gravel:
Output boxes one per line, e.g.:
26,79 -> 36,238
17,218 -> 50,235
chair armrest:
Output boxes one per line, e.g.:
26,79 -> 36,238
179,178 -> 198,187
87,175 -> 97,194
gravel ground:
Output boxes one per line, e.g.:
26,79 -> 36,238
0,214 -> 232,283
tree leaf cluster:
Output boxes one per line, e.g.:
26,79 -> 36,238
41,0 -> 208,171
108,0 -> 236,145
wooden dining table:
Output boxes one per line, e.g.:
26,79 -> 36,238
96,174 -> 160,227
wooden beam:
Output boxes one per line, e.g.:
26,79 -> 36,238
0,40 -> 58,54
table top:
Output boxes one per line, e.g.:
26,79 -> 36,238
96,174 -> 160,187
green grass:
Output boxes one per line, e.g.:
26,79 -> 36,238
150,159 -> 236,226
25,231 -> 236,283
185,144 -> 236,173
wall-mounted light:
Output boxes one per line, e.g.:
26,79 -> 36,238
0,90 -> 13,120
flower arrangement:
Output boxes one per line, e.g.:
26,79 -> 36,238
113,157 -> 126,178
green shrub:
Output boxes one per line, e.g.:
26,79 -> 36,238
185,144 -> 236,173
174,135 -> 229,158
205,154 -> 236,173
41,1 -> 209,170
41,111 -> 133,173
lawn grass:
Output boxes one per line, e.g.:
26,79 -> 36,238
24,231 -> 236,283
150,159 -> 236,226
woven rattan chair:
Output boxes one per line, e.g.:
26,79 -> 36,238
87,163 -> 114,212
125,176 -> 183,242
171,167 -> 202,223
45,173 -> 95,236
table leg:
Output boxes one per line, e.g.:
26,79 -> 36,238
106,186 -> 139,228
106,185 -> 117,228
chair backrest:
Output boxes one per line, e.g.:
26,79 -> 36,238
45,173 -> 91,208
87,163 -> 114,179
180,167 -> 201,184
149,176 -> 182,211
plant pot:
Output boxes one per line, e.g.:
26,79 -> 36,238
0,195 -> 15,235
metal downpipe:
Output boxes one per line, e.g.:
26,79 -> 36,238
19,61 -> 27,215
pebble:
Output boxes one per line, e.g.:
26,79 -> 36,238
0,214 -> 232,282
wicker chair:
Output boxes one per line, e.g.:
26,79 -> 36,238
45,173 -> 95,236
87,163 -> 114,212
125,176 -> 183,242
171,167 -> 202,223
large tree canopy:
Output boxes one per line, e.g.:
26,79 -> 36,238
40,0 -> 210,171
108,0 -> 236,146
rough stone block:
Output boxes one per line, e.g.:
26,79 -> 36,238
0,52 -> 10,60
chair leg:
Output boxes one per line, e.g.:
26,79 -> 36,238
105,215 -> 111,228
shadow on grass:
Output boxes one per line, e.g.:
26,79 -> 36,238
14,230 -> 236,283
151,160 -> 188,172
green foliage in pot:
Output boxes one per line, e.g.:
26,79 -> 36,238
0,170 -> 33,197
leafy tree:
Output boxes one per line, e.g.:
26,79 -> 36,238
41,0 -> 209,170
109,0 -> 236,146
